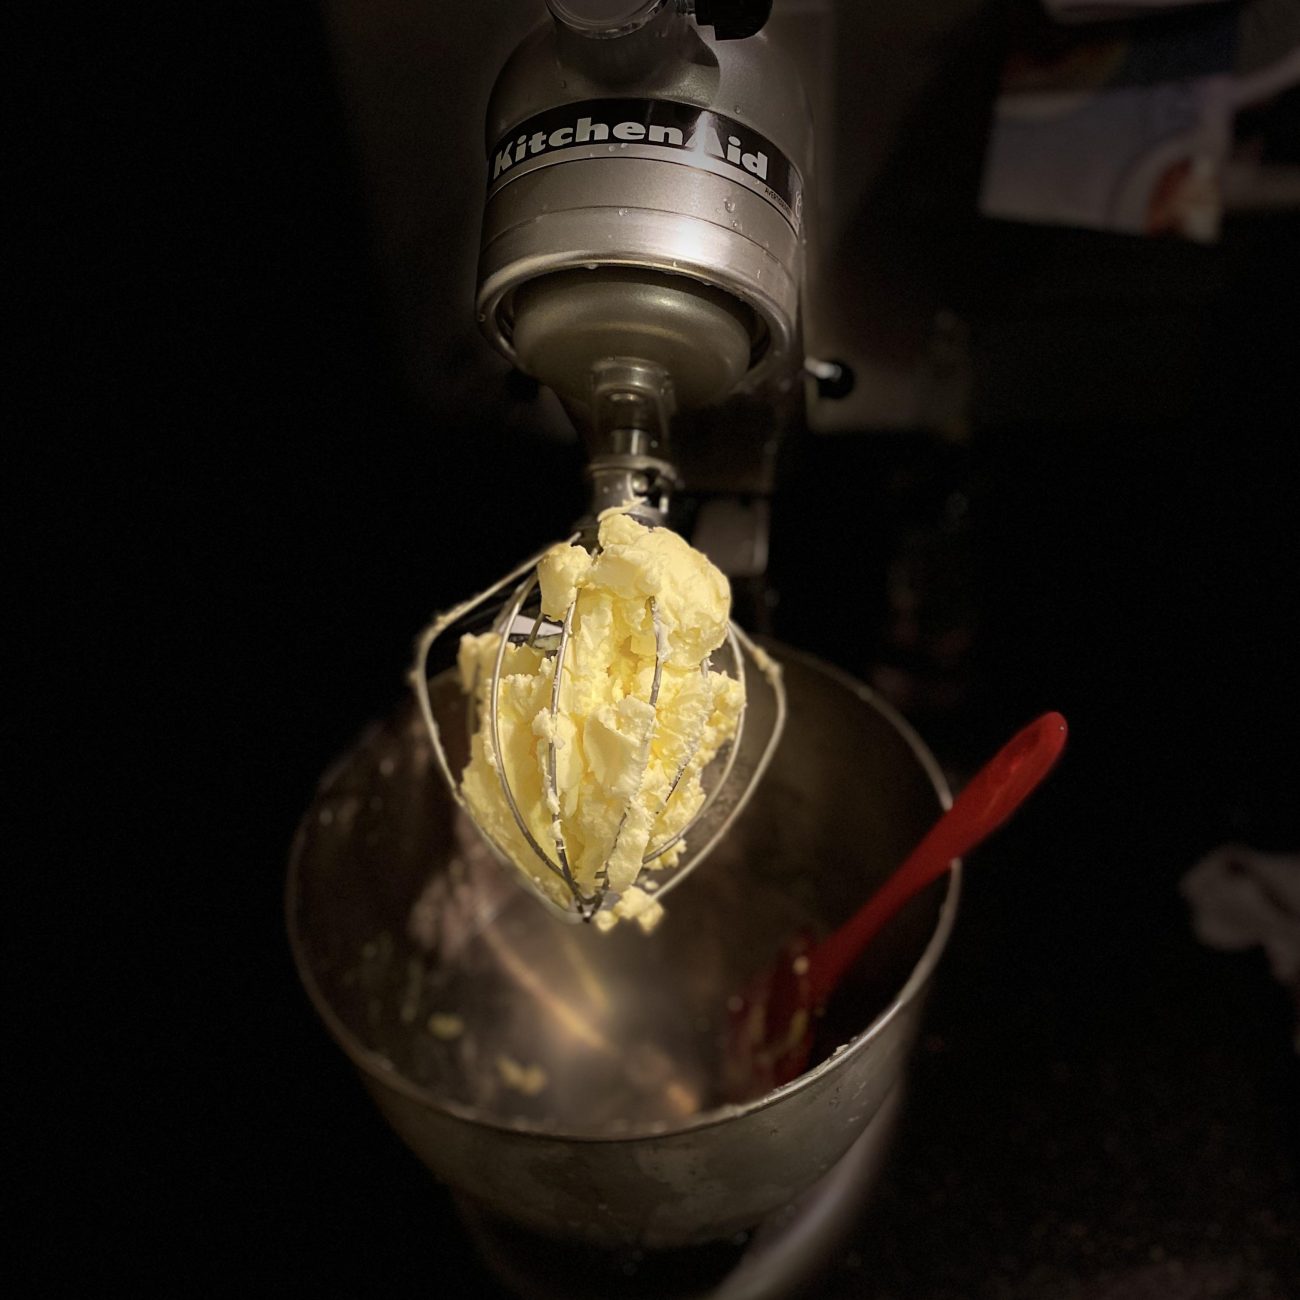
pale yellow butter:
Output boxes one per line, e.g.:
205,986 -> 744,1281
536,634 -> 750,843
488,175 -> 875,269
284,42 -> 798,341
458,510 -> 743,922
496,1055 -> 548,1095
427,1012 -> 465,1040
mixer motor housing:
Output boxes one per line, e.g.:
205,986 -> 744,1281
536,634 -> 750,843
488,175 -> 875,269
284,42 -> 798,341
476,0 -> 812,443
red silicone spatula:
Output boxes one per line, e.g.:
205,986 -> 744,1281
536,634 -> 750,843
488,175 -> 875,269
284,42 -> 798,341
723,711 -> 1068,1100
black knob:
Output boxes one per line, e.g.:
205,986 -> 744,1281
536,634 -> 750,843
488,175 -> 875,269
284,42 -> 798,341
806,358 -> 856,401
694,0 -> 772,41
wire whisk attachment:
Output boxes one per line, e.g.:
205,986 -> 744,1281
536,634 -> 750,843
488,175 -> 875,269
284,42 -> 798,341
411,519 -> 785,926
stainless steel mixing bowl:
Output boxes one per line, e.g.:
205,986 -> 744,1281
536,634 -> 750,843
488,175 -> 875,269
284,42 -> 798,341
287,645 -> 958,1250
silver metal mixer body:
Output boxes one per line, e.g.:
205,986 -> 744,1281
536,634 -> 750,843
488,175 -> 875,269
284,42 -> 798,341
289,6 -> 966,1286
477,0 -> 812,448
280,12 -> 979,1294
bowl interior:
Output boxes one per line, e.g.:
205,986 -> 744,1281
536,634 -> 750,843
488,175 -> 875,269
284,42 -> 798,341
288,648 -> 952,1137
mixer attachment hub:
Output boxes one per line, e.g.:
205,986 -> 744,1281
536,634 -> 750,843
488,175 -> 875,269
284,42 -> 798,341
584,355 -> 679,526
510,268 -> 755,414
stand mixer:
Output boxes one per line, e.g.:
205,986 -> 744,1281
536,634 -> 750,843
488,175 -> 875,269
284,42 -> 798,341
289,5 -> 965,1294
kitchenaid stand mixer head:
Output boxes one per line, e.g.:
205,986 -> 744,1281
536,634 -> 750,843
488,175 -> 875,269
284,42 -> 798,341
479,0 -> 809,530
411,0 -> 810,923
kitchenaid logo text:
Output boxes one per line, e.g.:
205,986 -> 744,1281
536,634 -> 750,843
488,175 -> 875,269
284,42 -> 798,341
492,114 -> 769,181
486,98 -> 802,231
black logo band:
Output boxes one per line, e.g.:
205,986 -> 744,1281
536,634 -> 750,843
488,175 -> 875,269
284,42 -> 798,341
487,98 -> 804,233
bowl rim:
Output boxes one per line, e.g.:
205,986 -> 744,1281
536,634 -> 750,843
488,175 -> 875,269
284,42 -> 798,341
285,642 -> 961,1144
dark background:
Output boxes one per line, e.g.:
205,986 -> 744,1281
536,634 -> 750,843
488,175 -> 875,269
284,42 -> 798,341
21,1 -> 1298,1295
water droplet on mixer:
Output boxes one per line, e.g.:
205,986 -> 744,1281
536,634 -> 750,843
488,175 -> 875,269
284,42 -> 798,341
617,207 -> 628,217
723,198 -> 736,213
583,262 -> 597,271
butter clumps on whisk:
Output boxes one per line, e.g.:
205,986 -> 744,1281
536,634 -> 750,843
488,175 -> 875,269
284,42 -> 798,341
457,509 -> 744,928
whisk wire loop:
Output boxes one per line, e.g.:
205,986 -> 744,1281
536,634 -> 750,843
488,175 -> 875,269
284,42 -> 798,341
410,530 -> 784,922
